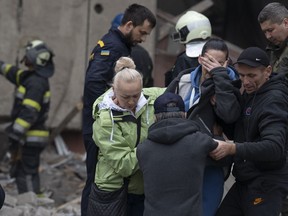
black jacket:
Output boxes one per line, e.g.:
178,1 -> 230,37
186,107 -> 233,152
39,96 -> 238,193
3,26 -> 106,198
166,66 -> 241,172
137,118 -> 217,216
82,28 -> 131,135
166,66 -> 241,138
131,44 -> 154,87
233,73 -> 288,182
165,51 -> 199,86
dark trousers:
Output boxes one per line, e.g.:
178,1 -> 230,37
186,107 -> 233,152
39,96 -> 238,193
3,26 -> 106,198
16,169 -> 40,194
81,133 -> 98,216
282,196 -> 288,216
127,193 -> 145,216
216,180 -> 284,216
11,145 -> 43,194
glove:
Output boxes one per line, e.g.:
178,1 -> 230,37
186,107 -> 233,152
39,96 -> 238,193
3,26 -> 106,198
5,124 -> 25,145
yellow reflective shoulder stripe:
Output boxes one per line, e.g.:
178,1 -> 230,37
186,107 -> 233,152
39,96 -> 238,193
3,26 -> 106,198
27,130 -> 49,137
16,69 -> 24,85
23,99 -> 41,111
3,64 -> 12,76
97,40 -> 104,47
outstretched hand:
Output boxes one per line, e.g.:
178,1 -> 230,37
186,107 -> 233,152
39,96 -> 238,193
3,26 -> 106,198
209,139 -> 236,160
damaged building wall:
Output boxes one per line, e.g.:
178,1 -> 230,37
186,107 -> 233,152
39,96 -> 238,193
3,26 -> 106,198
0,0 -> 156,130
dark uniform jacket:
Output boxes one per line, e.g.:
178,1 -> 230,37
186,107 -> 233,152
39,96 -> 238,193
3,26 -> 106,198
232,73 -> 288,184
82,28 -> 131,135
0,63 -> 50,146
165,51 -> 199,86
137,118 -> 218,216
131,44 -> 154,87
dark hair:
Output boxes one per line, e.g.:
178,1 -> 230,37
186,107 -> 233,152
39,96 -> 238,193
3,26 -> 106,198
258,2 -> 288,24
201,38 -> 229,59
121,4 -> 156,28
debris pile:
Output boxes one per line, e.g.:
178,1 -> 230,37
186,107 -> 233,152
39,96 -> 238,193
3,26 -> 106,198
0,145 -> 86,216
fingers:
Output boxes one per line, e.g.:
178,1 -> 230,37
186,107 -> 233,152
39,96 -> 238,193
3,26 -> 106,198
200,53 -> 222,71
210,140 -> 227,160
223,59 -> 228,68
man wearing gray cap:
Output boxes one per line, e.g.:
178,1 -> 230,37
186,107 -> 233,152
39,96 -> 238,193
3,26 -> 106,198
210,47 -> 288,216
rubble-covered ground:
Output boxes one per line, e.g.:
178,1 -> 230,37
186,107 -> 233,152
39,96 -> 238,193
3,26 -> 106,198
0,143 -> 86,216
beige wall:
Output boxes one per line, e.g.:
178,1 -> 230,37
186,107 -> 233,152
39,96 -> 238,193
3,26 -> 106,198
0,0 -> 156,130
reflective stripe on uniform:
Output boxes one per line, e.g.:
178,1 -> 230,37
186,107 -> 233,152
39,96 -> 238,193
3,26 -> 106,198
16,69 -> 24,85
97,40 -> 104,47
43,91 -> 51,103
14,118 -> 31,133
26,130 -> 49,142
22,98 -> 41,111
3,64 -> 12,76
16,85 -> 26,99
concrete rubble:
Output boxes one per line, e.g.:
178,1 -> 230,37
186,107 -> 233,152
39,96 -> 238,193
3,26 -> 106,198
0,145 -> 86,216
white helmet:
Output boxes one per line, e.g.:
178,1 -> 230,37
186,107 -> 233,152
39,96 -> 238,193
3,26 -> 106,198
22,40 -> 55,78
171,11 -> 212,44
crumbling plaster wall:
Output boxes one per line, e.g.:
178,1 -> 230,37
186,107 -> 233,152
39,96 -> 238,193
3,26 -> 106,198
0,0 -> 156,130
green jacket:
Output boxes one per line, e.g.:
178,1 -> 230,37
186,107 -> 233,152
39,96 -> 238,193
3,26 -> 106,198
92,87 -> 165,194
266,40 -> 288,74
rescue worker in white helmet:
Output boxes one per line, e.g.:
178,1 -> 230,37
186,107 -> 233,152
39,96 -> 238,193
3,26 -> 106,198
0,39 -> 54,194
165,11 -> 212,86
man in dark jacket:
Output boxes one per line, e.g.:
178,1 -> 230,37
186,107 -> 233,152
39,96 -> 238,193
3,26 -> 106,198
0,40 -> 54,194
137,92 -> 218,216
81,4 -> 156,215
258,2 -> 288,74
211,47 -> 288,216
111,13 -> 154,87
258,4 -> 288,215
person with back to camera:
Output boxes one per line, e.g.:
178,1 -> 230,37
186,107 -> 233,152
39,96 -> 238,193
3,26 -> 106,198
137,92 -> 219,216
210,47 -> 288,216
81,4 -> 156,215
0,40 -> 54,195
166,37 -> 241,216
165,11 -> 212,86
258,2 -> 288,74
87,57 -> 165,216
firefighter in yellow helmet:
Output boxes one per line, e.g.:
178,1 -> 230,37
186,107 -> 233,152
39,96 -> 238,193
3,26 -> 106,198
0,39 -> 54,194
